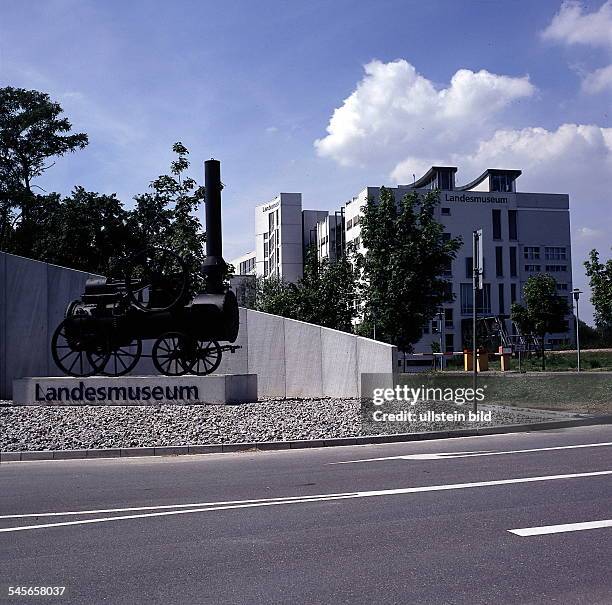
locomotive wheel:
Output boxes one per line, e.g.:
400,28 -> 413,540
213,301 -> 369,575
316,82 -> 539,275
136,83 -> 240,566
189,340 -> 222,376
152,332 -> 191,376
125,247 -> 188,312
99,337 -> 143,377
51,319 -> 109,377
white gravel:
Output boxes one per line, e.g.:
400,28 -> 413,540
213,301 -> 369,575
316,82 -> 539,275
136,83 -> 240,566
0,399 -> 571,452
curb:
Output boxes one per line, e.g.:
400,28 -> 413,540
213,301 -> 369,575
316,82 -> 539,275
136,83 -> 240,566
1,415 -> 611,463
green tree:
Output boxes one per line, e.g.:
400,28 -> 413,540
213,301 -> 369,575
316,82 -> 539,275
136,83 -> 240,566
0,87 -> 88,253
584,248 -> 612,342
31,187 -> 132,275
511,274 -> 570,370
294,246 -> 359,331
128,142 -> 207,290
245,246 -> 359,332
356,187 -> 462,350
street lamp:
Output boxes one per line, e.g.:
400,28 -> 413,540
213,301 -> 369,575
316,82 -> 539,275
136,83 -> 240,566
572,288 -> 582,372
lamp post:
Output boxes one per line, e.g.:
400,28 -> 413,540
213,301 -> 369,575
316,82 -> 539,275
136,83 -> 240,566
572,288 -> 582,372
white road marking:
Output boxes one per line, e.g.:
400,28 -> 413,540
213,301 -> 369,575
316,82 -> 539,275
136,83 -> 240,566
508,519 -> 612,536
1,470 -> 610,533
331,441 -> 612,463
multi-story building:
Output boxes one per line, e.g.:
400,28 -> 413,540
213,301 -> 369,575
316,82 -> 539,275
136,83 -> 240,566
230,166 -> 574,352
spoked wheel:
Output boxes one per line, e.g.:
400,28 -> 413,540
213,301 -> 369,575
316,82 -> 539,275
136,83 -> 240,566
125,247 -> 188,312
51,318 -> 109,377
152,332 -> 191,376
99,337 -> 142,377
189,340 -> 222,376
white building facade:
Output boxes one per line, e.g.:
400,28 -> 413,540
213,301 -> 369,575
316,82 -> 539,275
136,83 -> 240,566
231,167 -> 574,352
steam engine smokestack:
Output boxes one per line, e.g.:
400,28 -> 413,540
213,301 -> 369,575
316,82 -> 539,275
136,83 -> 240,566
202,159 -> 227,293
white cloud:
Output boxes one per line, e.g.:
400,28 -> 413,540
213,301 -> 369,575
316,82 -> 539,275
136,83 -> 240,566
314,60 -> 534,169
541,0 -> 612,48
576,226 -> 605,240
582,63 -> 612,93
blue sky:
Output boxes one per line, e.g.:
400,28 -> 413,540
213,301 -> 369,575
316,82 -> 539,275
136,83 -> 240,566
1,0 -> 611,322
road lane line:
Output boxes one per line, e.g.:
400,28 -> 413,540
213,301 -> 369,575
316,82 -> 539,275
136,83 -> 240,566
0,492 -> 359,520
508,519 -> 612,536
1,470 -> 610,534
332,441 -> 612,463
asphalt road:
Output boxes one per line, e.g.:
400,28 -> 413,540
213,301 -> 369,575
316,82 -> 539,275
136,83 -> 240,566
0,425 -> 611,605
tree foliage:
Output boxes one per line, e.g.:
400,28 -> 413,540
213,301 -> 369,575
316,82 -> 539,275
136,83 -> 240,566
584,248 -> 612,340
511,273 -> 570,369
356,187 -> 462,350
0,86 -> 88,253
128,142 -> 207,289
242,246 -> 360,332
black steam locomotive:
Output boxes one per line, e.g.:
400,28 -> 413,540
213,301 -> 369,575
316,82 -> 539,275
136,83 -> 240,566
50,159 -> 240,378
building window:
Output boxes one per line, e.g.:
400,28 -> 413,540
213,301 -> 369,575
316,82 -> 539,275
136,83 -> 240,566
353,215 -> 359,226
465,257 -> 473,279
491,174 -> 513,192
445,333 -> 454,353
438,171 -> 453,190
498,283 -> 505,315
269,212 -> 275,231
557,283 -> 568,291
545,247 -> 566,260
511,283 -> 517,304
525,264 -> 541,272
495,246 -> 503,277
445,308 -> 454,329
441,207 -> 451,216
492,209 -> 502,239
346,219 -> 353,230
524,246 -> 540,260
442,281 -> 453,302
508,210 -> 517,240
422,322 -> 430,334
460,283 -> 491,314
509,247 -> 517,277
545,265 -> 567,272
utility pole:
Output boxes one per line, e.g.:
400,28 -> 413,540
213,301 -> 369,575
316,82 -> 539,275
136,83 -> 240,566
472,229 -> 483,413
572,288 -> 582,372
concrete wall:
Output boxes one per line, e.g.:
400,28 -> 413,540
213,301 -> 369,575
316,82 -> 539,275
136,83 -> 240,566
0,252 -> 397,399
0,252 -> 100,399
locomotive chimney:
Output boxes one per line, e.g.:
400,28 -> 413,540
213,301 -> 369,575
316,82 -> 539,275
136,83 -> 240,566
202,158 -> 227,293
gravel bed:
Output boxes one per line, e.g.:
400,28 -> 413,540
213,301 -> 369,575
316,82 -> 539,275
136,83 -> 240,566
0,398 -> 576,452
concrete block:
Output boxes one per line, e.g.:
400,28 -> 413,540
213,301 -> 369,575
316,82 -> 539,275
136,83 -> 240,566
46,264 -> 93,377
188,444 -> 223,455
12,374 -> 257,405
86,449 -> 121,459
246,310 -> 286,397
154,446 -> 190,456
5,255 -> 48,382
217,307 -> 248,375
357,337 -> 397,375
0,253 -> 6,399
226,374 -> 258,403
221,443 -> 257,453
53,449 -> 89,460
120,447 -> 155,457
0,451 -> 22,462
284,318 -> 323,398
321,328 -> 358,398
254,441 -> 291,450
20,451 -> 54,460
